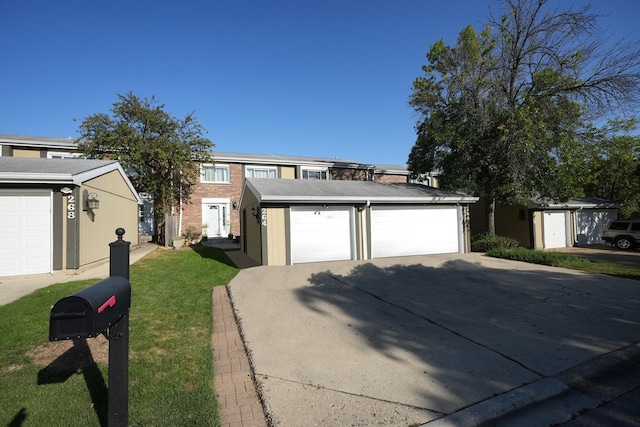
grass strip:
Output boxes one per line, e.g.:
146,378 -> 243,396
487,247 -> 640,281
0,245 -> 238,426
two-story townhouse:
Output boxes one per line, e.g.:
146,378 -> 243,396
181,152 -> 413,240
2,134 -> 423,245
0,134 -> 78,159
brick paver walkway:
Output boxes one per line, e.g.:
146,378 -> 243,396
212,285 -> 268,427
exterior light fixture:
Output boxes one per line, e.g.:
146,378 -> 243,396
85,192 -> 100,211
250,206 -> 260,223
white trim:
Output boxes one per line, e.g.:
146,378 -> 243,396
245,165 -> 277,178
202,198 -> 231,237
301,166 -> 329,180
200,163 -> 230,183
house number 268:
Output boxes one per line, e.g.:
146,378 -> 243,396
67,195 -> 76,219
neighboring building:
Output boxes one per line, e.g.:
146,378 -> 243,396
239,178 -> 478,266
182,152 -> 414,240
2,135 -> 424,245
0,157 -> 141,277
0,134 -> 79,159
470,197 -> 620,249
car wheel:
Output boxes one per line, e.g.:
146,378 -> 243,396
614,237 -> 633,250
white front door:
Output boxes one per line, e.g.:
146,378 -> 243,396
0,194 -> 52,277
202,198 -> 231,237
371,206 -> 460,258
206,205 -> 221,236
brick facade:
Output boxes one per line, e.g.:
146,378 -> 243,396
180,157 -> 411,240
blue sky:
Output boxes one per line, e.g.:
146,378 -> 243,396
1,1 -> 638,166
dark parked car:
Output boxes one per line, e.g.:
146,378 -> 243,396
601,220 -> 640,249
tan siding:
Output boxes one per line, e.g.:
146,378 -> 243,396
495,204 -> 532,248
265,208 -> 287,265
12,149 -> 41,158
79,170 -> 139,266
279,166 -> 295,179
532,211 -> 544,249
242,191 -> 263,264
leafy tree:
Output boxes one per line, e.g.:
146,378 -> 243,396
584,118 -> 640,218
409,0 -> 640,234
77,92 -> 214,242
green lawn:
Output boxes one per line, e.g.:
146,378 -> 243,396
0,245 -> 238,427
487,247 -> 640,281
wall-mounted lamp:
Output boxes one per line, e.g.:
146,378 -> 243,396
250,206 -> 261,223
85,192 -> 100,211
232,200 -> 238,209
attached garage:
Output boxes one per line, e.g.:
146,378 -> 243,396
0,157 -> 141,278
0,192 -> 52,276
290,206 -> 355,263
471,197 -> 621,249
371,206 -> 460,258
240,178 -> 477,266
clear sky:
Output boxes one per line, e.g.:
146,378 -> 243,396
1,1 -> 638,166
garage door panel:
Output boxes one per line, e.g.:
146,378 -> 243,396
543,212 -> 567,249
372,207 -> 459,258
291,207 -> 354,264
0,195 -> 52,277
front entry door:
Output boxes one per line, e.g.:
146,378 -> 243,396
206,205 -> 222,236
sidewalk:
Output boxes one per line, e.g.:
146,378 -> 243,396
204,238 -> 268,427
0,238 -> 158,306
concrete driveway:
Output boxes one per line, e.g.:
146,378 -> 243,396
228,253 -> 640,426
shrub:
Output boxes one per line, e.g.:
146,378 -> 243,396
487,247 -> 591,267
184,225 -> 200,243
471,233 -> 521,252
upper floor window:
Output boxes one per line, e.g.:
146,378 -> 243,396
301,167 -> 328,180
201,164 -> 230,183
245,166 -> 277,178
47,151 -> 78,159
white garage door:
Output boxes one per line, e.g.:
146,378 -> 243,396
0,194 -> 52,277
543,211 -> 567,248
290,206 -> 354,264
371,206 -> 459,258
576,209 -> 618,246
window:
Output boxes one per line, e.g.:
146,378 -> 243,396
609,221 -> 630,231
245,166 -> 277,178
47,152 -> 78,159
201,164 -> 230,183
301,167 -> 328,180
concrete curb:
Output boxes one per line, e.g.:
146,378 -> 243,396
422,343 -> 640,426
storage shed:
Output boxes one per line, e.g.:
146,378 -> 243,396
239,178 -> 478,266
0,157 -> 141,277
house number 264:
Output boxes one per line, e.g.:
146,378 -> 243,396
67,195 -> 76,219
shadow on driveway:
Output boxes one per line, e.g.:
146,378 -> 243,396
229,254 -> 640,425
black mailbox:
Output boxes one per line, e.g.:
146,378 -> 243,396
49,276 -> 131,341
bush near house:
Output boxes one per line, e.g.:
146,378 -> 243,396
471,233 -> 521,252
